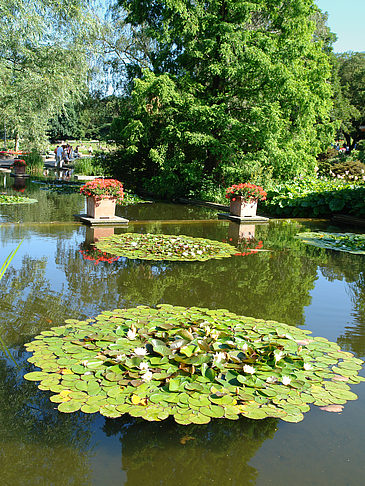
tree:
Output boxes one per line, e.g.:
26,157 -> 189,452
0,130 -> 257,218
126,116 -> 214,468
0,0 -> 89,149
112,0 -> 334,194
333,52 -> 365,151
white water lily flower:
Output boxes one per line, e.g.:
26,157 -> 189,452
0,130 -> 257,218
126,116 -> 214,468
282,376 -> 291,386
274,350 -> 285,362
243,364 -> 256,374
197,250 -> 203,255
213,352 -> 225,364
127,329 -> 136,340
81,360 -> 89,367
266,376 -> 277,384
115,354 -> 123,362
139,361 -> 149,371
134,347 -> 148,356
210,330 -> 220,340
241,343 -> 248,352
130,242 -> 138,247
142,370 -> 153,381
303,363 -> 312,371
83,371 -> 92,376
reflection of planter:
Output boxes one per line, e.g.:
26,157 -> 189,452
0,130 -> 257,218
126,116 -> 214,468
228,222 -> 255,244
86,196 -> 116,219
230,197 -> 257,218
13,176 -> 26,191
14,165 -> 26,176
85,226 -> 115,244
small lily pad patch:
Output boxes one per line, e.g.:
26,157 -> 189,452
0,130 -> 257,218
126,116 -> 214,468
95,233 -> 237,261
297,232 -> 365,255
24,305 -> 364,424
0,194 -> 37,205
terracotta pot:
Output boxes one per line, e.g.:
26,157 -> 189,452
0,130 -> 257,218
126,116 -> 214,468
86,196 -> 116,219
230,197 -> 257,218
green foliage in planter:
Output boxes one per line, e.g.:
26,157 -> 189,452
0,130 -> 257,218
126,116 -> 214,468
24,305 -> 364,424
23,149 -> 44,171
0,194 -> 37,205
297,232 -> 365,255
95,233 -> 237,262
262,177 -> 365,217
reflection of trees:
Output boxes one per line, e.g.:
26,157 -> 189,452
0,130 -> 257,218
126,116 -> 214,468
0,253 -> 89,347
56,219 -> 321,327
1,175 -> 84,223
103,415 -> 277,486
0,356 -> 93,485
318,251 -> 365,357
0,220 -> 324,350
118,201 -> 217,222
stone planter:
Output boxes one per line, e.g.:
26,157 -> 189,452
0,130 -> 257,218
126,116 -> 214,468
229,197 -> 257,218
14,165 -> 26,176
86,196 -> 117,219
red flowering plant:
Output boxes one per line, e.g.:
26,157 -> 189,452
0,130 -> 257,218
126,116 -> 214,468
12,159 -> 27,167
79,179 -> 124,202
225,183 -> 267,202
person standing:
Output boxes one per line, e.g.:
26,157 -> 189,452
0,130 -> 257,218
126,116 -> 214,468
56,145 -> 63,167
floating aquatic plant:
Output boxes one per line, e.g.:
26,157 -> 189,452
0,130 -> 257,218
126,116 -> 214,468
297,232 -> 365,255
0,194 -> 37,205
95,233 -> 237,261
24,305 -> 364,424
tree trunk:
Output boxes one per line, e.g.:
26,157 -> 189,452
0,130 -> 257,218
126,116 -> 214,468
14,132 -> 19,152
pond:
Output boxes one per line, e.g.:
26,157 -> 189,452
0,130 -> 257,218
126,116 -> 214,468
0,174 -> 364,486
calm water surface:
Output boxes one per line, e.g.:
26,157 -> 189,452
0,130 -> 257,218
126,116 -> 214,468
0,175 -> 364,486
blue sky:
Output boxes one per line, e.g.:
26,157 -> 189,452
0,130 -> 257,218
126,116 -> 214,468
316,0 -> 365,52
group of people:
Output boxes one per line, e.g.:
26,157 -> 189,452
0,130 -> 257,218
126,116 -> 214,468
54,144 -> 81,167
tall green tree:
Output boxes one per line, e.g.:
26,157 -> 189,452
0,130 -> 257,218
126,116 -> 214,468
0,0 -> 89,149
333,52 -> 365,151
113,0 -> 334,195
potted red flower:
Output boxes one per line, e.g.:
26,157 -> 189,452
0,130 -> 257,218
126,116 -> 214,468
225,183 -> 267,218
80,178 -> 124,219
12,159 -> 27,176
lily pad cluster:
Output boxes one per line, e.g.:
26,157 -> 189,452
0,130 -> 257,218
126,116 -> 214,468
0,194 -> 37,205
24,305 -> 364,424
95,233 -> 237,261
297,232 -> 365,255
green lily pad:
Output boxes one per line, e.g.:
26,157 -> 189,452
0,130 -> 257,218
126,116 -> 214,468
23,304 -> 364,425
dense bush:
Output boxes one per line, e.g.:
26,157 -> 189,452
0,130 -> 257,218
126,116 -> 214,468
330,160 -> 365,180
73,157 -> 108,177
262,177 -> 365,217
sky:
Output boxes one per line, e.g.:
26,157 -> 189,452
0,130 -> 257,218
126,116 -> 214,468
316,0 -> 365,52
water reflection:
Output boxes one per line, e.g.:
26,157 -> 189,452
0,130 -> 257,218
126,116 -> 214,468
0,356 -> 93,486
103,416 -> 278,486
1,178 -> 365,485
